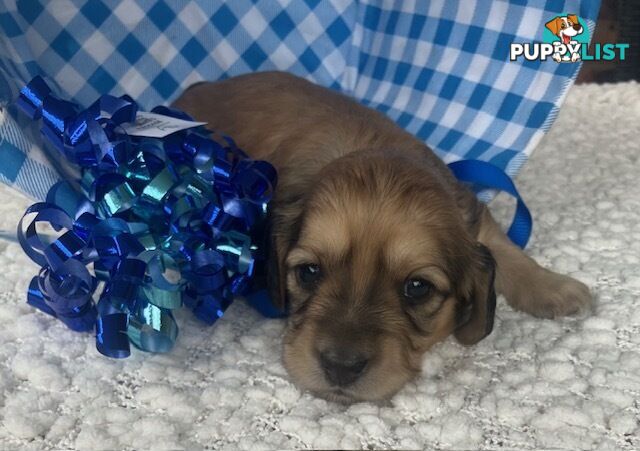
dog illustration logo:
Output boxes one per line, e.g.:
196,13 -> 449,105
510,14 -> 628,63
544,14 -> 588,62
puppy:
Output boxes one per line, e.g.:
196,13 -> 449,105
545,14 -> 584,62
173,72 -> 591,403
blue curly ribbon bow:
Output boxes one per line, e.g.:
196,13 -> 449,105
16,76 -> 278,358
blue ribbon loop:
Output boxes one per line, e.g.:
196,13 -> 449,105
447,160 -> 532,248
16,76 -> 277,358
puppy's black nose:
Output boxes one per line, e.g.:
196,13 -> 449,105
573,24 -> 582,31
319,350 -> 369,387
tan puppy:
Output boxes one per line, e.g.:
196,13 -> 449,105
173,72 -> 591,403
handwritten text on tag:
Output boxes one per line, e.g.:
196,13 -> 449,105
119,112 -> 207,138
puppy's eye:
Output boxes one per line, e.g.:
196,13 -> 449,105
297,263 -> 322,286
561,23 -> 566,28
403,278 -> 434,302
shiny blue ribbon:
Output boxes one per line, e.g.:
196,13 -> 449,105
16,76 -> 277,358
447,160 -> 532,248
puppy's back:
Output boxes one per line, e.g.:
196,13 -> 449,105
172,71 -> 418,167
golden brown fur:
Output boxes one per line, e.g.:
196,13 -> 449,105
173,72 -> 591,402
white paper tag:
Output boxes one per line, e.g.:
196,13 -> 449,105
119,111 -> 206,138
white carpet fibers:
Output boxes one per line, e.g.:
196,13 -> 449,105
0,81 -> 639,450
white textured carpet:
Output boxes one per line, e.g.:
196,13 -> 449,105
0,82 -> 639,450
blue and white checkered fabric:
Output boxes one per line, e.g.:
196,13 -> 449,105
0,0 -> 600,200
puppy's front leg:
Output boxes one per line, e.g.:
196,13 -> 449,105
477,208 -> 592,318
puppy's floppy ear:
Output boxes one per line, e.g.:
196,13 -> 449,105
266,218 -> 294,312
545,17 -> 561,36
567,14 -> 579,27
266,187 -> 307,312
454,243 -> 497,345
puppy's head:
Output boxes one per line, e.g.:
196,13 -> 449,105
545,15 -> 583,42
270,150 -> 496,402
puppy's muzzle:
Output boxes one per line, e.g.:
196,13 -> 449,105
319,348 -> 370,387
315,322 -> 376,387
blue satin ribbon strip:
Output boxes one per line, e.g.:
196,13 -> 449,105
447,160 -> 532,248
16,76 -> 278,358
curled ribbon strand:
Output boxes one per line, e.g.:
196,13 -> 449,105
16,76 -> 278,358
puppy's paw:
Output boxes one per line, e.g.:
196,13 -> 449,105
571,53 -> 581,62
508,269 -> 592,319
553,53 -> 562,63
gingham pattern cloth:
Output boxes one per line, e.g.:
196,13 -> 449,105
0,0 -> 600,200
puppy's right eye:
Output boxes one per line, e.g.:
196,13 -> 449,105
403,278 -> 435,303
297,264 -> 322,286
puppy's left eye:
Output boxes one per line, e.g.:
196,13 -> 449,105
403,278 -> 435,302
297,263 -> 322,287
